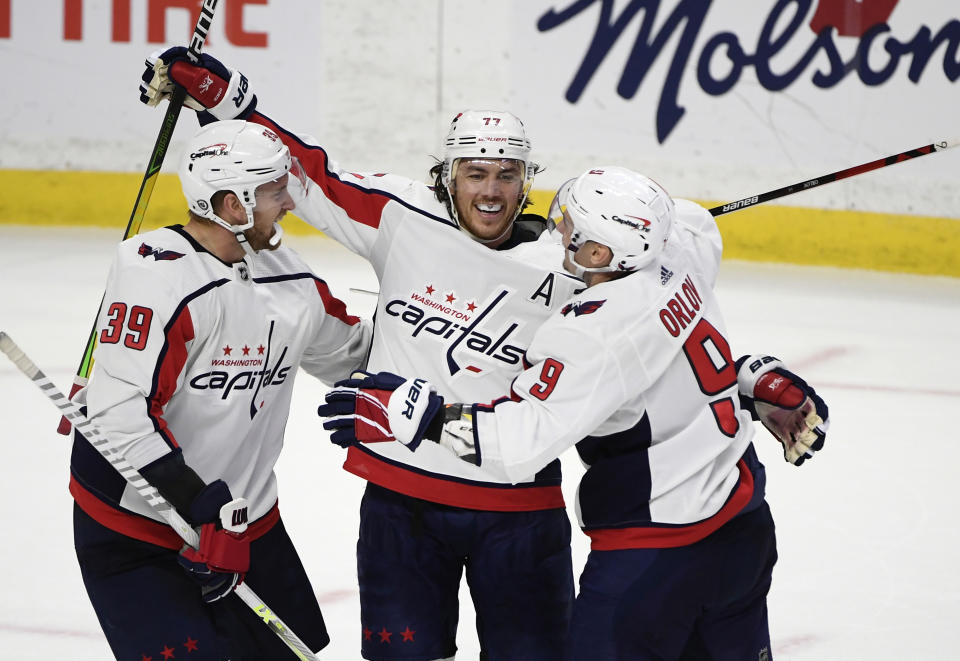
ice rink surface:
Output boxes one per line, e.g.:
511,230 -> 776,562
1,225 -> 958,660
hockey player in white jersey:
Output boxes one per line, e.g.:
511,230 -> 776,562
319,167 -> 831,660
138,47 -> 584,660
69,120 -> 371,660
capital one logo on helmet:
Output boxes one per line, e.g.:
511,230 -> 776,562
190,143 -> 229,160
611,214 -> 652,232
385,288 -> 529,376
538,0 -> 951,143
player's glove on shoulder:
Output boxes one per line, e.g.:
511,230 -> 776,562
318,371 -> 479,464
139,46 -> 256,124
736,354 -> 830,466
176,479 -> 250,603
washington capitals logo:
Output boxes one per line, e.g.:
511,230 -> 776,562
561,300 -> 606,317
138,243 -> 185,261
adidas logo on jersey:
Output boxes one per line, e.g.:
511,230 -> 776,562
660,265 -> 674,285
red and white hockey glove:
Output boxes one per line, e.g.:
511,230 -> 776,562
736,355 -> 830,466
318,372 -> 481,463
139,46 -> 256,124
318,371 -> 445,451
177,479 -> 250,603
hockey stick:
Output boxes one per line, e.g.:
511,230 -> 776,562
0,332 -> 321,661
709,138 -> 959,217
58,0 -> 219,434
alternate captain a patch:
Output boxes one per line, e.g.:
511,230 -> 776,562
138,243 -> 185,261
561,300 -> 606,317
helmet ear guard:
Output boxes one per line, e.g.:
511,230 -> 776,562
556,166 -> 676,276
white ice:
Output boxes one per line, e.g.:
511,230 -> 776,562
1,225 -> 958,660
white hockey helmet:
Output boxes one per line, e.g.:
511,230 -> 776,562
441,110 -> 537,226
550,166 -> 675,275
179,119 -> 299,250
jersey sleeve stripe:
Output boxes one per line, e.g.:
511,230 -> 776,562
148,298 -> 198,448
251,112 -> 390,229
251,111 -> 453,227
250,271 -> 361,325
313,278 -> 361,326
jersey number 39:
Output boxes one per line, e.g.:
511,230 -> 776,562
100,302 -> 153,351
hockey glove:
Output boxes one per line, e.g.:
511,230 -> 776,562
318,371 -> 444,451
736,355 -> 830,466
139,46 -> 256,124
176,479 -> 250,603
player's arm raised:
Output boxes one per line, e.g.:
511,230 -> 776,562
137,47 -> 432,259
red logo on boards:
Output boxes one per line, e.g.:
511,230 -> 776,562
809,0 -> 899,37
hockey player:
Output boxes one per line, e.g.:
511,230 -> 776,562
69,120 -> 371,660
318,167 -> 831,660
138,48 -> 581,660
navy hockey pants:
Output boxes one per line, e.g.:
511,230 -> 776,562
73,504 -> 329,660
355,483 -> 574,661
568,501 -> 778,661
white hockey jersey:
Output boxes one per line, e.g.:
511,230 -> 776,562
469,201 -> 767,549
70,225 -> 371,547
252,112 -> 584,511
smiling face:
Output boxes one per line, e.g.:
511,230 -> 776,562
450,158 -> 525,247
244,174 -> 294,251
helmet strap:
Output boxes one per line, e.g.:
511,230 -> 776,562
267,222 -> 284,248
204,204 -> 261,256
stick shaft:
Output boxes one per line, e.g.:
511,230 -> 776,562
58,1 -> 221,435
0,332 -> 319,660
709,138 -> 959,216
70,0 -> 219,385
